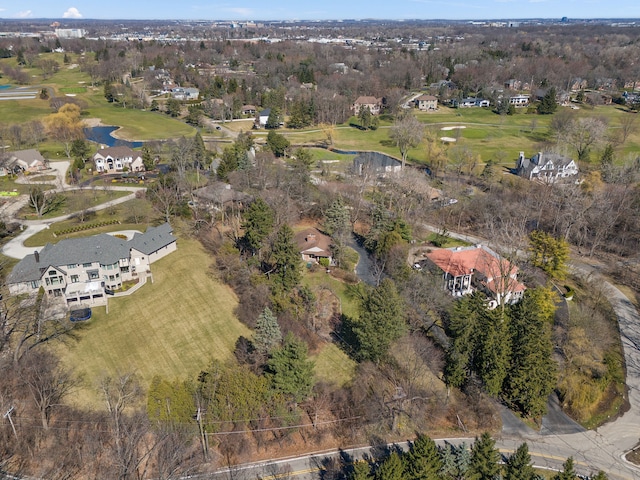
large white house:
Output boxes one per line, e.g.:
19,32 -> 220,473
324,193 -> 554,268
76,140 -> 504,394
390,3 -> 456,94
93,146 -> 144,174
7,223 -> 177,307
515,151 -> 579,183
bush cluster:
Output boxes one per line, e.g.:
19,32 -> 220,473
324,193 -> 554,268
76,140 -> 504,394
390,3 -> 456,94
54,219 -> 120,236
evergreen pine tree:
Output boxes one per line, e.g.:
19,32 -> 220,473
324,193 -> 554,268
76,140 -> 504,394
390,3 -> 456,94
476,307 -> 510,397
266,333 -> 315,402
271,224 -> 301,292
537,87 -> 558,114
438,444 -> 456,480
467,433 -> 500,480
443,294 -> 483,389
375,451 -> 405,480
406,434 -> 442,480
352,278 -> 406,363
351,460 -> 373,480
504,289 -> 557,418
253,307 -> 282,354
242,198 -> 275,256
454,443 -> 472,479
504,443 -> 536,480
552,457 -> 576,480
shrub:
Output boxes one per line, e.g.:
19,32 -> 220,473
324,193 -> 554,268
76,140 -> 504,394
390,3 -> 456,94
318,257 -> 330,268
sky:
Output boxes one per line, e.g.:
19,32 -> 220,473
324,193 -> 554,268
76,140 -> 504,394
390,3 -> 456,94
0,0 -> 639,21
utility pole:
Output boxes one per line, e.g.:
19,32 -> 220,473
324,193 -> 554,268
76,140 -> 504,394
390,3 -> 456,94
4,406 -> 18,440
196,407 -> 208,460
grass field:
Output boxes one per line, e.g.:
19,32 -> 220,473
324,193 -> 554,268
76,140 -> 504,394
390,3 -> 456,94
0,54 -> 196,142
60,87 -> 87,94
265,104 -> 640,170
311,343 -> 356,387
57,236 -> 250,407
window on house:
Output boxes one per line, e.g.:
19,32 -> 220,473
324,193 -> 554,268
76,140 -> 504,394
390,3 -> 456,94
31,281 -> 39,289
48,270 -> 57,276
67,264 -> 78,269
45,278 -> 50,286
109,275 -> 115,281
71,275 -> 79,283
83,263 -> 92,268
88,270 -> 99,280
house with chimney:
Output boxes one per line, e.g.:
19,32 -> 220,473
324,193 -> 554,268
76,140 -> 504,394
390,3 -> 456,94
294,227 -> 333,265
424,244 -> 526,306
515,151 -> 578,183
93,146 -> 144,174
7,223 -> 177,307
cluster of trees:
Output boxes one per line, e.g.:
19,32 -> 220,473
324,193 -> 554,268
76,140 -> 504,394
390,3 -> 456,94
444,289 -> 557,418
338,433 -> 599,480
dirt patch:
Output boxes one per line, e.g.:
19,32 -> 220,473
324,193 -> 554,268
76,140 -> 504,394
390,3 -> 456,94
83,118 -> 105,127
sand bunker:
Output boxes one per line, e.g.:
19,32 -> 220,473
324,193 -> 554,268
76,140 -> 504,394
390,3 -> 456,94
440,137 -> 457,142
441,125 -> 467,131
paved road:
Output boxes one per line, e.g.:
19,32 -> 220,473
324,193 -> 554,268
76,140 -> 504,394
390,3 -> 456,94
202,436 -> 640,480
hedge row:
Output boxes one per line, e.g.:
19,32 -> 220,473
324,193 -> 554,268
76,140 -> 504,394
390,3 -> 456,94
54,219 -> 120,236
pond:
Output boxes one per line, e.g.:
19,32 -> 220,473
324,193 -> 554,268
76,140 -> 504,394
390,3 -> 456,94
84,126 -> 144,149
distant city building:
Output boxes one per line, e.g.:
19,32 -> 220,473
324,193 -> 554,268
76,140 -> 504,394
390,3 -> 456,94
55,28 -> 86,39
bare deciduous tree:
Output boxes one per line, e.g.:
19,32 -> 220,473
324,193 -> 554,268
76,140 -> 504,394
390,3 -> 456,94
389,114 -> 424,168
21,350 -> 78,430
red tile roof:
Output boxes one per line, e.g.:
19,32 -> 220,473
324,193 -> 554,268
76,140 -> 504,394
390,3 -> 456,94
426,245 -> 525,295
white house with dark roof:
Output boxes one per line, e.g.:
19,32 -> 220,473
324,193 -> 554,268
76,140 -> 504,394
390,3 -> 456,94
515,151 -> 578,183
93,146 -> 144,174
7,223 -> 176,307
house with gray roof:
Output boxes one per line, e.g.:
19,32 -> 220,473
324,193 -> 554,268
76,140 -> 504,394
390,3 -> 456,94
515,151 -> 578,184
353,151 -> 402,177
93,146 -> 144,174
7,223 -> 177,307
1,149 -> 47,175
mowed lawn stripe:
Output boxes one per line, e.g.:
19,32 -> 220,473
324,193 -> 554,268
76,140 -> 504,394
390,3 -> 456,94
58,236 -> 250,406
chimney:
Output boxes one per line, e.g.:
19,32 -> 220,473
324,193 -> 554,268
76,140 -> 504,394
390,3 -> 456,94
34,250 -> 39,263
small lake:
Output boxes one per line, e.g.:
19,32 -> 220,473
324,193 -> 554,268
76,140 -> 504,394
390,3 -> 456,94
84,126 -> 144,149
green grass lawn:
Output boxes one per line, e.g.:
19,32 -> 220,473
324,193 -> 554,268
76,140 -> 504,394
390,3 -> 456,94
16,189 -> 131,221
311,343 -> 356,388
302,268 -> 359,318
57,236 -> 250,407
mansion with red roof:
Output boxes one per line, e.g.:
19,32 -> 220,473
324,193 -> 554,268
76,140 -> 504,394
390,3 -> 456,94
424,245 -> 526,306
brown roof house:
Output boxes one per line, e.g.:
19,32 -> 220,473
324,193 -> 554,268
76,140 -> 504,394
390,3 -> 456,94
295,227 -> 333,266
93,146 -> 144,173
415,94 -> 438,111
425,244 -> 526,306
353,96 -> 382,115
